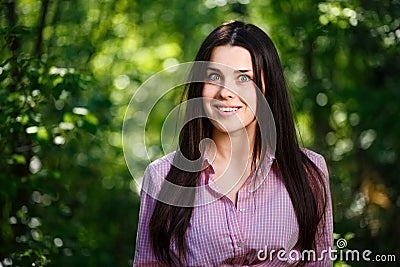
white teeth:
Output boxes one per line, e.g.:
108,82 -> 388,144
217,107 -> 238,112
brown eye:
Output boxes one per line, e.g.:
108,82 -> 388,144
238,74 -> 251,83
208,73 -> 222,81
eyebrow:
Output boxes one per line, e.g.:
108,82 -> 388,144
206,67 -> 222,73
236,69 -> 252,73
206,67 -> 253,74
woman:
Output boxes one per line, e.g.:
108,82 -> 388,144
134,21 -> 333,266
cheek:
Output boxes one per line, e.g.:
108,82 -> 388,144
202,84 -> 215,98
202,85 -> 213,113
240,89 -> 258,110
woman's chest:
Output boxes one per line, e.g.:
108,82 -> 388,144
184,179 -> 299,265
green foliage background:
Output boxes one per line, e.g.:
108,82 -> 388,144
0,0 -> 399,266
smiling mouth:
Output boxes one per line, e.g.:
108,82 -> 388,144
214,105 -> 241,113
217,107 -> 239,112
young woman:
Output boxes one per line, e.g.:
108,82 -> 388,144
133,21 -> 333,266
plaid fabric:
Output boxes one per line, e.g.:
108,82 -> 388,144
133,149 -> 333,267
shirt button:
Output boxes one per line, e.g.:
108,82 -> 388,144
237,241 -> 244,247
239,208 -> 245,212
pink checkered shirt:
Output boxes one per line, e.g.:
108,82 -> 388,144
133,149 -> 333,266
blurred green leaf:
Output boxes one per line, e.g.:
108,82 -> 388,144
1,1 -> 398,267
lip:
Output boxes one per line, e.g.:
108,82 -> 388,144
212,104 -> 243,116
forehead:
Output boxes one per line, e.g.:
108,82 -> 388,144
209,45 -> 253,71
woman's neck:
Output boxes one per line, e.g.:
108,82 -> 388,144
211,125 -> 256,164
208,125 -> 257,204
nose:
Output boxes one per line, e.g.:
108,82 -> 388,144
218,86 -> 235,99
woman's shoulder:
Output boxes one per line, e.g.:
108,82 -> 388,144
141,151 -> 176,195
301,147 -> 324,161
300,147 -> 329,177
146,151 -> 176,173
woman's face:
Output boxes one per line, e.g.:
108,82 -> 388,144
202,45 -> 259,135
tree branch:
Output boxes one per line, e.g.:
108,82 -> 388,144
5,0 -> 20,92
34,0 -> 50,57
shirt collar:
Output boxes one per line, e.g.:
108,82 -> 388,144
248,154 -> 275,192
201,146 -> 275,193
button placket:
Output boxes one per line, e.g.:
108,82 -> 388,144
223,198 -> 246,259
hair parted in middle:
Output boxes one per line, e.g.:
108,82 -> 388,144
149,21 -> 327,267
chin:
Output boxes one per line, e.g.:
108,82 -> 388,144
211,122 -> 250,134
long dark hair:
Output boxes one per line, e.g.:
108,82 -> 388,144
149,21 -> 327,266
